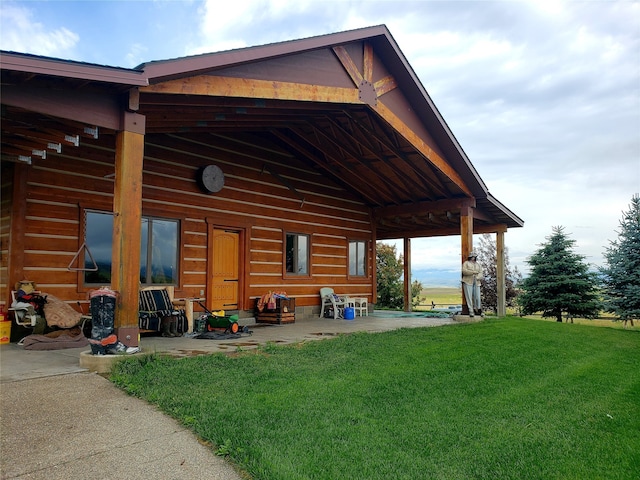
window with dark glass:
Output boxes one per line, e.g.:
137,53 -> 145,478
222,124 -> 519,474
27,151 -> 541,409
285,233 -> 309,275
84,211 -> 179,285
349,240 -> 367,276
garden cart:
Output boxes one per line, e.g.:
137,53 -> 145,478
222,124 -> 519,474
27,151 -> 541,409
196,301 -> 241,334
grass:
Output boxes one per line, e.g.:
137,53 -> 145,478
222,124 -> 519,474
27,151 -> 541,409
416,287 -> 462,309
111,318 -> 640,480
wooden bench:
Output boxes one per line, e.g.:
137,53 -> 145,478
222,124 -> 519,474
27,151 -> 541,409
138,286 -> 188,334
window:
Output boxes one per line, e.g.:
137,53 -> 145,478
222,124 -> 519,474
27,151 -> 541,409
349,240 -> 367,276
83,210 -> 179,285
285,233 -> 309,275
83,211 -> 113,285
140,217 -> 179,284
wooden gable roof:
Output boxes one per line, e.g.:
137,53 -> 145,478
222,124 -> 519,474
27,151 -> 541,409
137,25 -> 522,238
0,25 -> 523,240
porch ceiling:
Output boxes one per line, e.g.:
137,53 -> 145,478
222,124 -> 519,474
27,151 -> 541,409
0,94 -> 521,240
138,93 -> 520,239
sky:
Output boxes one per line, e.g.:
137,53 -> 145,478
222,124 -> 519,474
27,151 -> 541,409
1,0 -> 639,279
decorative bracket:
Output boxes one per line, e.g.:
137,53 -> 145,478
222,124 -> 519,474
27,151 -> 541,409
358,80 -> 377,106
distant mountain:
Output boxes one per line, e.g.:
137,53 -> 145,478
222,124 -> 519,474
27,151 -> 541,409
410,268 -> 461,287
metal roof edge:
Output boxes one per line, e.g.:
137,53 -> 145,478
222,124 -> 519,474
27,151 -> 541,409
484,193 -> 524,227
0,50 -> 148,86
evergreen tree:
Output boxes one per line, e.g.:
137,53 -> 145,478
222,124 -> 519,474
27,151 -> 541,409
477,234 -> 522,314
376,243 -> 404,309
600,194 -> 640,326
519,226 -> 600,322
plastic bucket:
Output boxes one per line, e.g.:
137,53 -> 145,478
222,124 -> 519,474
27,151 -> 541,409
0,321 -> 11,345
344,307 -> 355,320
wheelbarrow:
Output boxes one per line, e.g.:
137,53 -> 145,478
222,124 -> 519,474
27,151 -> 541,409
196,301 -> 240,334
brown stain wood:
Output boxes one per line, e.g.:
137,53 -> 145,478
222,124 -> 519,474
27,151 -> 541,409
143,75 -> 362,104
8,128 -> 375,312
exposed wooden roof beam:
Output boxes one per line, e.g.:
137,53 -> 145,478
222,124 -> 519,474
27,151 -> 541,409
142,75 -> 361,104
374,198 -> 475,219
332,46 -> 363,86
319,116 -> 417,199
377,223 -> 508,240
142,73 -> 473,202
269,128 -> 385,206
372,101 -> 472,197
344,111 -> 448,198
288,125 -> 402,204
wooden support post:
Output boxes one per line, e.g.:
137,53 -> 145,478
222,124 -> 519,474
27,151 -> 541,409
371,217 -> 378,305
111,112 -> 145,347
496,230 -> 506,317
7,164 -> 28,303
403,237 -> 411,312
460,204 -> 474,315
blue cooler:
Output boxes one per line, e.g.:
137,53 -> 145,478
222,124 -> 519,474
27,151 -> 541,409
344,307 -> 355,320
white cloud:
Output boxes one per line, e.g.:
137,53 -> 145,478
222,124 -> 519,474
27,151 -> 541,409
189,0 -> 376,56
0,4 -> 78,57
125,43 -> 149,69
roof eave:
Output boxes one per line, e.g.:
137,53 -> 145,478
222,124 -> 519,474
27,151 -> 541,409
0,51 -> 148,86
484,193 -> 525,228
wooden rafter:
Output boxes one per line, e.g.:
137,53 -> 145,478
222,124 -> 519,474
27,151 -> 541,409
294,131 -> 398,206
0,117 -> 89,164
138,41 -> 475,210
373,102 -> 472,196
340,111 -> 446,198
344,111 -> 449,198
319,116 -> 417,199
269,129 -> 384,206
299,121 -> 407,204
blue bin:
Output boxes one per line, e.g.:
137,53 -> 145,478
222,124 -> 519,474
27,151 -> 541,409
344,307 -> 355,320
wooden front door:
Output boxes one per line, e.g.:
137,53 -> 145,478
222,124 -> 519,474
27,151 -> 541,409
208,229 -> 239,310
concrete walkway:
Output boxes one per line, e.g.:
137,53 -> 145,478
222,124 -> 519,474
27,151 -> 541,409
0,313 -> 457,479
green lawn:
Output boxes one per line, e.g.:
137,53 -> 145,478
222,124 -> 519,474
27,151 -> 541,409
111,318 -> 640,480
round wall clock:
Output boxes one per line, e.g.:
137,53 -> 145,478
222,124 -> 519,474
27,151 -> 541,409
200,165 -> 225,193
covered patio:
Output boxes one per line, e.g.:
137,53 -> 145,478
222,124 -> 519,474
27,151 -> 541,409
1,25 -> 523,347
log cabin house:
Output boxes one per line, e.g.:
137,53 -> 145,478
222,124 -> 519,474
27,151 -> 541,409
1,25 -> 523,346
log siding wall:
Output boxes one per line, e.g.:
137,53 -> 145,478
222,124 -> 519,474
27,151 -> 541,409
2,131 -> 375,315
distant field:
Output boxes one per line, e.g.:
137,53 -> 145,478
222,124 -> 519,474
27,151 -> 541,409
522,314 -> 637,330
416,287 -> 462,310
415,290 -> 638,331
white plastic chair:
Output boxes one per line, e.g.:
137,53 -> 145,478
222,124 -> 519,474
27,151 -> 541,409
319,287 -> 346,319
346,297 -> 369,316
